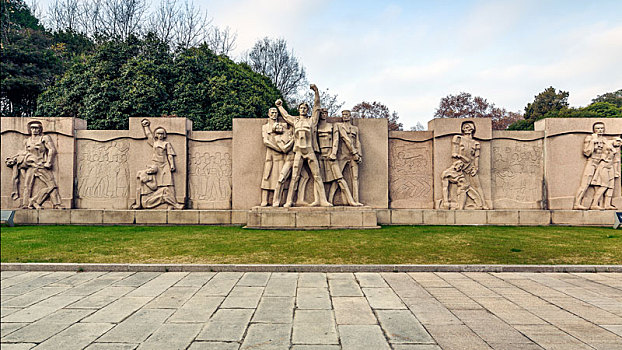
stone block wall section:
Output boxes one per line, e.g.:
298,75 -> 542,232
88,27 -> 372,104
2,116 -> 621,226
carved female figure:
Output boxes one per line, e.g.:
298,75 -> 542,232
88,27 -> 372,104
275,84 -> 331,207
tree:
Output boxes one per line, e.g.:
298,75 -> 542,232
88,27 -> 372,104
1,0 -> 63,117
433,92 -> 522,130
245,37 -> 307,103
524,86 -> 569,121
591,89 -> 622,108
352,101 -> 403,131
410,122 -> 426,131
36,35 -> 285,130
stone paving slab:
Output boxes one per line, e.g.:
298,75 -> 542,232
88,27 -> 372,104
1,271 -> 621,349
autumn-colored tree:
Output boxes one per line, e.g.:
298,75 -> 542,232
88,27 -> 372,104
351,101 -> 403,131
434,92 -> 522,130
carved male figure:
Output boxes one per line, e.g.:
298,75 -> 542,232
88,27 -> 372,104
261,107 -> 287,206
132,119 -> 183,209
449,121 -> 488,209
131,165 -> 184,210
588,137 -> 621,210
440,160 -> 483,210
332,110 -> 362,204
275,84 -> 331,207
574,122 -> 609,209
317,108 -> 361,206
5,121 -> 62,209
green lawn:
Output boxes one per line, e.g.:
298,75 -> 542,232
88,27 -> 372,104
1,225 -> 620,265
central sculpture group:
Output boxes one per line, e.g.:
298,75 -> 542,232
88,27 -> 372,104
261,84 -> 363,208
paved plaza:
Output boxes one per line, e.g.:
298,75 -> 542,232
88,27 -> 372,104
1,271 -> 621,349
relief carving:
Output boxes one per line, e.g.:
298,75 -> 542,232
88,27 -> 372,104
574,122 -> 621,210
4,121 -> 62,209
77,141 -> 130,199
492,143 -> 542,205
440,121 -> 488,210
131,119 -> 184,209
188,148 -> 232,204
389,142 -> 432,205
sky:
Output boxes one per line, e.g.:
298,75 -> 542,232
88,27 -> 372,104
36,0 -> 622,129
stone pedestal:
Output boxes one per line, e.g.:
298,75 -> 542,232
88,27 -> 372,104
245,206 -> 379,229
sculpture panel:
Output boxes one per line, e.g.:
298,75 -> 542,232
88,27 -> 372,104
131,119 -> 184,209
389,140 -> 432,208
77,140 -> 130,200
188,147 -> 232,208
574,122 -> 621,210
492,142 -> 543,208
4,121 -> 62,209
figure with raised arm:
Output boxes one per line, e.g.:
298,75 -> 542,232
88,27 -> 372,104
275,84 -> 331,207
317,108 -> 362,206
574,122 -> 608,209
588,136 -> 621,210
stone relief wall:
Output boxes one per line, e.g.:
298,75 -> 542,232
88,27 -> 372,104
75,137 -> 131,209
188,131 -> 232,209
491,131 -> 544,209
2,117 -> 621,212
388,132 -> 433,209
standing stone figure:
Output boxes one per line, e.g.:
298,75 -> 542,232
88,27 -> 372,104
317,108 -> 362,206
441,121 -> 488,210
261,107 -> 288,206
272,122 -> 296,206
574,122 -> 612,210
589,137 -> 622,210
441,160 -> 483,210
331,110 -> 362,204
4,121 -> 62,209
275,84 -> 332,207
131,119 -> 184,209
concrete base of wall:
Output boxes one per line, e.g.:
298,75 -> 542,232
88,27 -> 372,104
7,209 -> 614,227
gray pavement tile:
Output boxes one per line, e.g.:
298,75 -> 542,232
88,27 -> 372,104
264,276 -> 297,297
463,273 -> 514,289
195,272 -> 243,296
376,310 -> 435,344
126,272 -> 187,298
425,287 -> 482,310
69,286 -> 135,309
1,287 -> 69,308
0,343 -> 37,350
1,272 -> 51,290
292,310 -> 338,344
355,272 -> 388,287
514,324 -> 592,346
1,271 -> 28,280
270,272 -> 298,279
189,342 -> 240,350
297,273 -> 327,288
382,273 -> 431,298
290,346 -> 340,350
238,272 -> 271,286
556,321 -> 622,344
292,310 -> 338,345
472,296 -> 546,325
240,323 -> 291,350
64,273 -> 131,296
48,272 -> 106,287
485,344 -> 543,350
1,322 -> 28,338
82,296 -> 153,323
32,322 -> 113,350
328,279 -> 362,297
174,272 -> 216,287
0,307 -> 21,318
363,287 -> 406,309
220,286 -> 264,308
145,286 -> 199,309
1,293 -> 83,323
338,324 -> 391,350
332,297 -> 376,325
426,324 -> 493,350
252,297 -> 294,324
113,272 -> 160,287
408,272 -> 452,288
392,346 -> 442,350
137,323 -> 202,350
2,308 -> 94,343
2,272 -> 73,296
168,296 -> 223,323
326,273 -> 354,280
296,287 -> 331,310
196,308 -> 253,341
548,297 -> 622,324
403,297 -> 462,325
452,309 -> 532,344
85,343 -> 138,350
98,308 -> 174,343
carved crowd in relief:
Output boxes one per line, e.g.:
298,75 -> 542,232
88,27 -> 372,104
261,84 -> 363,207
574,122 -> 621,210
77,141 -> 130,199
188,148 -> 232,203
